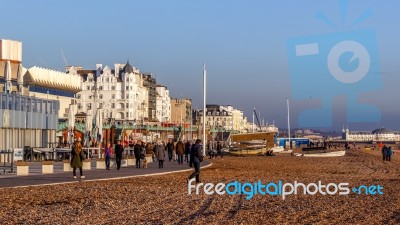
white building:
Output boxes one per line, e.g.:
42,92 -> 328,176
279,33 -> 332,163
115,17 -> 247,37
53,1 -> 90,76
342,127 -> 400,142
25,66 -> 81,118
194,105 -> 248,132
73,62 -> 148,122
155,85 -> 171,122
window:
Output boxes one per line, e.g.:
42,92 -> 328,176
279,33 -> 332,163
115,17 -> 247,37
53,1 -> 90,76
126,103 -> 129,108
126,112 -> 129,118
77,94 -> 81,99
98,86 -> 103,90
126,86 -> 129,90
99,103 -> 102,108
112,94 -> 115,99
87,103 -> 92,110
78,104 -> 82,109
88,78 -> 93,82
111,86 -> 115,90
87,86 -> 91,90
126,94 -> 129,99
99,94 -> 103,99
111,103 -> 115,108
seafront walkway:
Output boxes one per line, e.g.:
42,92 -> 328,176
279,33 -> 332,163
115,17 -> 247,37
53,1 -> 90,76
0,159 -> 211,188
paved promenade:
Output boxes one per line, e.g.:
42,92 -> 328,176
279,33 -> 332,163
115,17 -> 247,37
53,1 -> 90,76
0,159 -> 211,189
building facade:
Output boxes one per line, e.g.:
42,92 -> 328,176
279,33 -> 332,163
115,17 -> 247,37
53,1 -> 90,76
170,98 -> 192,124
155,85 -> 171,122
193,104 -> 248,132
73,62 -> 148,122
0,39 -> 60,152
0,39 -> 24,94
143,74 -> 157,122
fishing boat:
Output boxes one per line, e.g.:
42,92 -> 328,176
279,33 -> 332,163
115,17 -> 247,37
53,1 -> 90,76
302,150 -> 346,157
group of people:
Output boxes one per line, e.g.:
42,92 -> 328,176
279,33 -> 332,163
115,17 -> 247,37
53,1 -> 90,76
69,138 -> 206,183
207,141 -> 224,159
381,145 -> 393,161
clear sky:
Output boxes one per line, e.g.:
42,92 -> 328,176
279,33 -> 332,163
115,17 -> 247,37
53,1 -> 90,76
1,0 -> 399,130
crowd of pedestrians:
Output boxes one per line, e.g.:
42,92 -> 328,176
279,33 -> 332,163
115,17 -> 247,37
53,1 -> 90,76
69,137 -> 211,182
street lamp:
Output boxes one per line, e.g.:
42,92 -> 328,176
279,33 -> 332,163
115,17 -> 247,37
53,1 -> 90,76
68,128 -> 74,148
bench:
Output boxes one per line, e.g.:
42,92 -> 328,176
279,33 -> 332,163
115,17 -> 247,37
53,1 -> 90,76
302,147 -> 327,154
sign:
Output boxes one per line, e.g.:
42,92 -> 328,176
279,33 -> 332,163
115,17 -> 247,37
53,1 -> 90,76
13,148 -> 23,161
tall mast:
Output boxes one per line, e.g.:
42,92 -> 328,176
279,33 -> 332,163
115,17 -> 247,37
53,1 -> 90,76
202,63 -> 206,155
287,98 -> 291,149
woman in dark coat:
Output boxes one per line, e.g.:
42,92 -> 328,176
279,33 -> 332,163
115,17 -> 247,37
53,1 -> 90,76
71,140 -> 85,179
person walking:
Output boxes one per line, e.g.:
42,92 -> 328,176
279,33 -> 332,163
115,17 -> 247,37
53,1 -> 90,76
216,141 -> 223,158
70,140 -> 85,179
104,142 -> 113,170
166,139 -> 174,162
155,141 -> 166,168
207,141 -> 212,159
134,140 -> 142,168
184,140 -> 191,164
382,145 -> 387,161
115,140 -> 124,170
386,147 -> 393,161
188,139 -> 203,183
176,139 -> 185,164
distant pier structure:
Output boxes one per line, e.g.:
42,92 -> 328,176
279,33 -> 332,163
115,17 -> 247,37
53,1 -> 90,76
342,127 -> 400,143
0,39 -> 59,151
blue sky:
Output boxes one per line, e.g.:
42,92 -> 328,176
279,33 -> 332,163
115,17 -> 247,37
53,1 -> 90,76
1,0 -> 399,130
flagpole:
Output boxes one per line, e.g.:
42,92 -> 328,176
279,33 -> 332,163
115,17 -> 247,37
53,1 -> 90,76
202,63 -> 206,155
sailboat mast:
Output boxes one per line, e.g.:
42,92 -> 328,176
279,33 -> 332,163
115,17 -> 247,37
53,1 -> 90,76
202,63 -> 206,156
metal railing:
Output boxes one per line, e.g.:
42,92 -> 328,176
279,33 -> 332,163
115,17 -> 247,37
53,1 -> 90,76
0,150 -> 15,174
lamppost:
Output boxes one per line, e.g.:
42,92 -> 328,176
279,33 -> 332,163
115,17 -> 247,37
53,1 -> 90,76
68,128 -> 74,148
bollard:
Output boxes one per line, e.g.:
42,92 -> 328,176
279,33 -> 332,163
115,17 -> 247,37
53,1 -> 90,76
63,160 -> 72,172
16,161 -> 29,176
96,158 -> 106,169
42,161 -> 54,174
121,157 -> 128,167
82,159 -> 91,170
126,156 -> 135,166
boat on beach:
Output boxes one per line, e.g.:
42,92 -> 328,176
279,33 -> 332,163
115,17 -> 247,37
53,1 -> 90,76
302,150 -> 346,157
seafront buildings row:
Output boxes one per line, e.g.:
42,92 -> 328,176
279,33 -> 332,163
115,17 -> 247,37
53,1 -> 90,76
1,38 -> 399,151
0,38 -> 260,150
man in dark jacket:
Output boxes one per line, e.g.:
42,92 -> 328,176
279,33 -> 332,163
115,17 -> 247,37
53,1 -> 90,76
134,140 -> 142,168
188,139 -> 203,183
184,140 -> 191,164
216,141 -> 223,158
176,139 -> 185,164
382,145 -> 387,161
115,140 -> 124,170
166,139 -> 174,162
